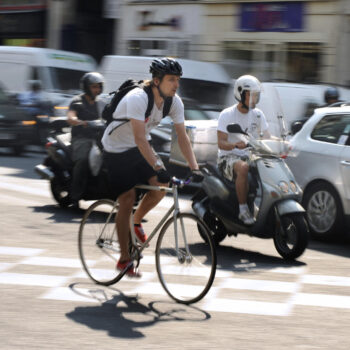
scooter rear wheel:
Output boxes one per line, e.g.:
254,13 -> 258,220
273,212 -> 309,260
50,178 -> 71,208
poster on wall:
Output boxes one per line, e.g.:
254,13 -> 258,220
240,2 -> 304,32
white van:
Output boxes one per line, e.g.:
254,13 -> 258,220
0,46 -> 96,104
98,55 -> 233,113
259,82 -> 350,133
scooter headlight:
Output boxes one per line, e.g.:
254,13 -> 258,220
278,181 -> 289,193
289,181 -> 297,193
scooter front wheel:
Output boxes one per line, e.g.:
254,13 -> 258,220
273,212 -> 309,260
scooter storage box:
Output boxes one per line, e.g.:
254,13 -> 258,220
169,123 -> 218,166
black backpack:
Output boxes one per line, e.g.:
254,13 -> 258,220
102,79 -> 172,134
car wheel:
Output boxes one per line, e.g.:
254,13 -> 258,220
303,182 -> 344,241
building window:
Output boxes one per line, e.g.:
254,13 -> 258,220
286,43 -> 321,82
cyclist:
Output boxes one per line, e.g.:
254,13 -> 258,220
67,72 -> 104,208
102,57 -> 201,277
217,75 -> 271,225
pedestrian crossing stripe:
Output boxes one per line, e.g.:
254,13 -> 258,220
1,245 -> 350,316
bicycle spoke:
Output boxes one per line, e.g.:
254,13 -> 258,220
156,213 -> 216,304
78,199 -> 122,285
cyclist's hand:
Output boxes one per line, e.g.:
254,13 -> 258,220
187,169 -> 204,183
156,168 -> 170,183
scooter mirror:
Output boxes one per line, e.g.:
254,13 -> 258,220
226,123 -> 248,135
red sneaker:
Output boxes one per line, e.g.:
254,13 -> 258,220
116,260 -> 141,278
134,224 -> 148,243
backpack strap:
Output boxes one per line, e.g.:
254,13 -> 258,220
163,97 -> 173,118
143,84 -> 173,118
143,84 -> 154,119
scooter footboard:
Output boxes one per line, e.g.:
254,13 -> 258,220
276,199 -> 305,216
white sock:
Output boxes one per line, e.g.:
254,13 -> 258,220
239,204 -> 249,214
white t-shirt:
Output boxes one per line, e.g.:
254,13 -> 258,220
102,87 -> 184,153
217,104 -> 269,157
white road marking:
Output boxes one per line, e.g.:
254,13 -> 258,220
0,272 -> 69,287
2,245 -> 350,316
20,256 -> 84,268
203,298 -> 290,316
295,293 -> 350,309
302,274 -> 350,287
219,277 -> 298,293
0,246 -> 44,256
0,262 -> 15,272
0,181 -> 50,198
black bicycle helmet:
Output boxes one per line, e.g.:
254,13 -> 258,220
80,72 -> 104,94
324,87 -> 339,103
149,57 -> 183,78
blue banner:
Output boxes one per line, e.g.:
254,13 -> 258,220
240,2 -> 304,32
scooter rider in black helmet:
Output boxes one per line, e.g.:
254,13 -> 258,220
102,57 -> 202,277
324,86 -> 341,106
67,72 -> 104,208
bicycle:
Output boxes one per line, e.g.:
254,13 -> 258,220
78,177 -> 217,304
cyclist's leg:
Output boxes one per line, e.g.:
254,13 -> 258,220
116,188 -> 136,262
133,175 -> 167,224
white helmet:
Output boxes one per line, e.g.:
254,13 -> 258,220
234,75 -> 261,107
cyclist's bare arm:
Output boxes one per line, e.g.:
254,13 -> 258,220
131,118 -> 159,168
174,122 -> 199,170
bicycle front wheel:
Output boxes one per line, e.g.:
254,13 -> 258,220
156,213 -> 216,304
78,199 -> 123,285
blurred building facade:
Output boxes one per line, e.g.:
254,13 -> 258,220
0,0 -> 349,86
118,0 -> 350,86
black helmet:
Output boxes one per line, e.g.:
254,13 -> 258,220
80,72 -> 104,94
324,87 -> 339,103
149,57 -> 183,78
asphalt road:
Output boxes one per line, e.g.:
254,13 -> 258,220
1,148 -> 350,350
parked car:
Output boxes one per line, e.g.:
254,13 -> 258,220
0,83 -> 37,155
286,103 -> 350,241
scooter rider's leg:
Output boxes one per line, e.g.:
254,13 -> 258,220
116,188 -> 136,262
71,158 -> 88,204
234,161 -> 249,205
234,161 -> 255,225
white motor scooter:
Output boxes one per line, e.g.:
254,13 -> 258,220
192,85 -> 309,260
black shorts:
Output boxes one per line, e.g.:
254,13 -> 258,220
104,147 -> 156,198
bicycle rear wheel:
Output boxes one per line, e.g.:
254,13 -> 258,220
155,213 -> 216,304
78,199 -> 124,285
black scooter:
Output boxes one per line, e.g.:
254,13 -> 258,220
34,118 -> 113,207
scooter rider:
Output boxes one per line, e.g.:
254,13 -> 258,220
102,57 -> 201,277
217,75 -> 271,225
324,86 -> 341,106
67,72 -> 104,208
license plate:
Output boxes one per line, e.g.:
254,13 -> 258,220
0,133 -> 15,140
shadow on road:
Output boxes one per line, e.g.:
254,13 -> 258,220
66,283 -> 210,339
307,239 -> 350,259
30,204 -> 86,224
215,244 -> 306,275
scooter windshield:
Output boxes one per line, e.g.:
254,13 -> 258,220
254,83 -> 291,157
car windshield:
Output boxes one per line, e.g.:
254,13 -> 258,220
185,108 -> 211,120
179,78 -> 231,110
47,67 -> 87,92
